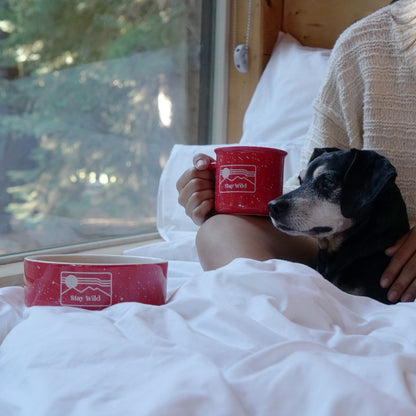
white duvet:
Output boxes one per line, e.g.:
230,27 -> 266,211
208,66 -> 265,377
1,258 -> 416,415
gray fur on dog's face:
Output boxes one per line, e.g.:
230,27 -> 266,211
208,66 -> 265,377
268,147 -> 399,247
268,158 -> 353,242
269,147 -> 399,245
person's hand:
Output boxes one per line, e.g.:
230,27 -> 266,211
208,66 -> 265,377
176,153 -> 215,226
380,227 -> 416,302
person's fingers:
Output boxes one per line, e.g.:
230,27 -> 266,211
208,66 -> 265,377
399,277 -> 416,303
176,168 -> 195,194
182,185 -> 214,214
380,228 -> 416,290
380,247 -> 414,290
176,153 -> 214,194
386,254 -> 416,302
192,153 -> 214,170
379,227 -> 416,302
176,164 -> 215,225
175,152 -> 216,225
177,171 -> 213,207
384,231 -> 410,257
187,196 -> 215,226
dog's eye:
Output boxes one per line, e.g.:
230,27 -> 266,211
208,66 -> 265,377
315,175 -> 338,197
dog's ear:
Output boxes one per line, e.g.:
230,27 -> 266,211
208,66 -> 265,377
309,147 -> 342,163
341,149 -> 397,218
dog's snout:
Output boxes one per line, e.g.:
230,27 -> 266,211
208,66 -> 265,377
268,198 -> 290,217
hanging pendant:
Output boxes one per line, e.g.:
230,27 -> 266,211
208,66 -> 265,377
234,43 -> 248,73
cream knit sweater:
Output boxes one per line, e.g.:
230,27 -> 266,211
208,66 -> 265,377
286,0 -> 416,226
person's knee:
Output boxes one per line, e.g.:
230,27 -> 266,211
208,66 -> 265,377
196,214 -> 283,270
195,215 -> 230,269
195,215 -> 213,254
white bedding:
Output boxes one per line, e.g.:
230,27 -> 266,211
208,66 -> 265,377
1,33 -> 416,416
2,260 -> 416,415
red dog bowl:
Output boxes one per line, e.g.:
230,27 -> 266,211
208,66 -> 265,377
24,254 -> 168,310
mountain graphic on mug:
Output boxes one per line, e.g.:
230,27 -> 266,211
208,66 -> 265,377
60,271 -> 112,307
219,165 -> 256,193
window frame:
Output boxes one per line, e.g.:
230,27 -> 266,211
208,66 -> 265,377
0,0 -> 230,284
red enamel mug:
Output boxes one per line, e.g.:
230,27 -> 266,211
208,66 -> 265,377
210,146 -> 287,216
24,254 -> 168,310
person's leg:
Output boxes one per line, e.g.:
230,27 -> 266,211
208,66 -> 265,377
196,214 -> 318,271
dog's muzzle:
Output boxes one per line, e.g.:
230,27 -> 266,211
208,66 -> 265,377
268,198 -> 296,232
268,198 -> 333,237
268,198 -> 290,224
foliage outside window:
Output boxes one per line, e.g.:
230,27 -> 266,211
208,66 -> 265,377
0,0 -> 208,255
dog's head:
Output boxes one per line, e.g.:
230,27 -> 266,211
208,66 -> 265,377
268,147 -> 397,242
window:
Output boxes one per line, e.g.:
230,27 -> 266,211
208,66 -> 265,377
0,0 -> 215,256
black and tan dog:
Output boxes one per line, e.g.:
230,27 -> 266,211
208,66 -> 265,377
268,147 -> 409,304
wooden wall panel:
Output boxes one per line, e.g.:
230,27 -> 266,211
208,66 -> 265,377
283,0 -> 391,49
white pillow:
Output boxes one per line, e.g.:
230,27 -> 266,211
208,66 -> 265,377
240,32 -> 331,178
156,32 -> 331,241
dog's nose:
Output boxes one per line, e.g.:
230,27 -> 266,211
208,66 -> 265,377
268,198 -> 290,218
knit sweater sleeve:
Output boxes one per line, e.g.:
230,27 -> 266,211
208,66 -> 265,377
283,30 -> 365,192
